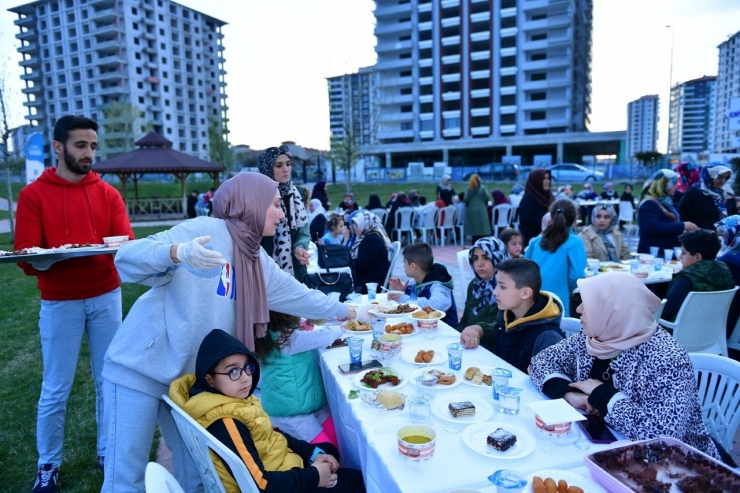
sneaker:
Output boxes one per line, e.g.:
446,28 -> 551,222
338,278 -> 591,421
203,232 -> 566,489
97,455 -> 105,470
32,464 -> 58,493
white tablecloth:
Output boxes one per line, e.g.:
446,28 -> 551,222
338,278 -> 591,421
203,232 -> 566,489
316,321 -> 615,493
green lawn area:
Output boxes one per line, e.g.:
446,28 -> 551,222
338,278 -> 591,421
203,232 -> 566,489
0,226 -> 167,492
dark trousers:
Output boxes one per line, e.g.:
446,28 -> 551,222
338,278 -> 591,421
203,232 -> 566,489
308,442 -> 366,493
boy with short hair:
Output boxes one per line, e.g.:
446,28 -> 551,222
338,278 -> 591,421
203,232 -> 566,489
169,329 -> 365,493
492,258 -> 565,373
388,242 -> 458,326
661,229 -> 735,322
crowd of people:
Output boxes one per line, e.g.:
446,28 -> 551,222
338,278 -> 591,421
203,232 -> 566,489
11,116 -> 740,493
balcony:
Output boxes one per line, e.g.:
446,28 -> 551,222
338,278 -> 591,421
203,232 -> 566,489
419,2 -> 432,13
92,23 -> 122,36
522,39 -> 548,50
20,71 -> 41,81
548,13 -> 571,29
500,105 -> 517,114
23,98 -> 44,107
441,17 -> 460,27
442,73 -> 461,82
471,107 -> 490,116
420,130 -> 434,139
19,56 -> 40,68
143,31 -> 156,41
18,42 -> 39,54
500,7 -> 517,18
89,0 -> 116,6
442,91 -> 461,101
443,110 -> 461,118
95,39 -> 122,52
500,66 -> 518,76
471,50 -> 490,61
97,70 -> 124,82
500,124 -> 517,133
500,86 -> 517,95
142,46 -> 157,55
419,40 -> 433,49
442,0 -> 461,7
500,47 -> 517,57
142,17 -> 155,26
442,54 -> 461,64
97,54 -> 125,67
471,126 -> 490,135
442,35 -> 461,46
470,30 -> 490,42
419,57 -> 433,67
16,29 -> 35,41
25,111 -> 45,122
470,12 -> 490,23
14,16 -> 35,27
374,20 -> 412,36
376,39 -> 413,53
471,88 -> 491,98
500,27 -> 518,37
471,69 -> 490,79
91,7 -> 120,22
420,112 -> 434,120
419,94 -> 433,103
21,84 -> 42,94
419,76 -> 433,85
521,0 -> 549,10
385,75 -> 413,87
376,57 -> 413,70
374,2 -> 412,18
523,19 -> 548,31
443,128 -> 461,137
141,1 -> 154,11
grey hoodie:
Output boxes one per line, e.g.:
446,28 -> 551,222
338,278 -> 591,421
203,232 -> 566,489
103,217 -> 348,398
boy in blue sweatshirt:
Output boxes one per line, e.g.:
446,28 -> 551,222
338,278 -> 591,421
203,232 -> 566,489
388,242 -> 458,326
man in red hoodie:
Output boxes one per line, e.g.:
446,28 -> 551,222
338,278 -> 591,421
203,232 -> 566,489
14,115 -> 134,493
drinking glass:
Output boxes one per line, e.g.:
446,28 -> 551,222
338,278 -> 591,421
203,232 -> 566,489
497,387 -> 522,415
649,246 -> 659,257
663,249 -> 674,262
407,395 -> 432,424
491,368 -> 512,400
653,257 -> 664,272
366,283 -> 378,300
347,337 -> 363,364
446,343 -> 464,371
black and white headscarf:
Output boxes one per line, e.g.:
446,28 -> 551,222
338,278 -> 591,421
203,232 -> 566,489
468,236 -> 509,315
258,147 -> 307,275
350,210 -> 393,259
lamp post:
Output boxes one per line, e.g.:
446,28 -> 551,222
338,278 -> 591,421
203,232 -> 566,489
666,25 -> 674,154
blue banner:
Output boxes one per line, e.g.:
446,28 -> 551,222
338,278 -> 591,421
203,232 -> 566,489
25,132 -> 44,185
364,168 -> 408,182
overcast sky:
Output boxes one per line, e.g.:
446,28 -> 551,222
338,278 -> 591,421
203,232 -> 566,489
1,0 -> 739,153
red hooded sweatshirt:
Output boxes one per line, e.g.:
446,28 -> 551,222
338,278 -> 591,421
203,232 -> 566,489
14,167 -> 134,301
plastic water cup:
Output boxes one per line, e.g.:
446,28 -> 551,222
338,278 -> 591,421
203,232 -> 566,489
630,258 -> 640,274
327,292 -> 341,302
497,387 -> 522,415
347,337 -> 363,364
587,258 -> 599,276
491,368 -> 513,400
415,372 -> 438,399
663,249 -> 674,262
407,395 -> 432,424
446,343 -> 464,371
674,247 -> 683,260
371,320 -> 385,341
654,257 -> 664,272
649,246 -> 660,257
366,283 -> 378,300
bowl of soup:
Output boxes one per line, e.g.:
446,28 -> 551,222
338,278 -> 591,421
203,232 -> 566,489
397,424 -> 436,462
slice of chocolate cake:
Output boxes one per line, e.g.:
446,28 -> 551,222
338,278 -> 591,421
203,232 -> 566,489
487,428 -> 517,452
448,401 -> 476,417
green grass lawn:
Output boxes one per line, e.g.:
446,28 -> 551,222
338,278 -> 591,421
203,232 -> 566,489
0,226 -> 167,492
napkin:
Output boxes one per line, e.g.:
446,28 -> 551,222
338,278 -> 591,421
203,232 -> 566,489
527,399 -> 588,425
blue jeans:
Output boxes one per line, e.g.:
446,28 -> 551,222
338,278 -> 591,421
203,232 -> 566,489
36,287 -> 121,468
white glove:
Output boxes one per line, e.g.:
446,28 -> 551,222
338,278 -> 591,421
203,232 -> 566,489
176,236 -> 227,270
354,304 -> 377,323
30,259 -> 57,271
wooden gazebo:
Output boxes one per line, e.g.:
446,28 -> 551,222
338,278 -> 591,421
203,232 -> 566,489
94,132 -> 225,217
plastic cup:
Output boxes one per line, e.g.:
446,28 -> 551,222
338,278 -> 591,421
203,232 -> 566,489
407,395 -> 432,424
415,372 -> 438,398
488,470 -> 527,491
497,386 -> 522,415
491,368 -> 513,400
366,283 -> 378,300
371,320 -> 385,341
587,258 -> 599,276
674,247 -> 683,260
649,246 -> 660,257
663,249 -> 674,262
347,337 -> 363,364
446,343 -> 464,371
327,292 -> 341,302
654,257 -> 664,272
630,258 -> 640,274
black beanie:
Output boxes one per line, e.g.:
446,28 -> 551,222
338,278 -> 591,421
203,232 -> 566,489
191,329 -> 260,397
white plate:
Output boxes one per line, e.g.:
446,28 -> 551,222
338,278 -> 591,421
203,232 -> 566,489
381,320 -> 420,338
342,321 -> 373,335
459,367 -> 496,388
461,422 -> 536,460
352,367 -> 407,391
525,469 -> 607,493
430,393 -> 494,424
368,303 -> 420,318
400,343 -> 448,366
408,368 -> 463,390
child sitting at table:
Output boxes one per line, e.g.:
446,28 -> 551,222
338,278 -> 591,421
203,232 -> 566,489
661,229 -> 735,322
492,258 -> 565,373
319,214 -> 345,245
499,228 -> 524,258
169,329 -> 366,493
388,242 -> 458,326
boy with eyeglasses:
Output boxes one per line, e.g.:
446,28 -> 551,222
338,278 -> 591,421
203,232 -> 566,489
169,329 -> 365,493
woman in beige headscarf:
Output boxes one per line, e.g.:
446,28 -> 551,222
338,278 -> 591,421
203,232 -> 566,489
529,272 -> 721,460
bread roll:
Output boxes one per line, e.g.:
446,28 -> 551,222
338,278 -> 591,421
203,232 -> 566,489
465,367 -> 480,380
376,390 -> 404,410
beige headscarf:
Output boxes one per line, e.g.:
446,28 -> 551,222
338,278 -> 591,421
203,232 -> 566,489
577,272 -> 661,359
212,173 -> 278,351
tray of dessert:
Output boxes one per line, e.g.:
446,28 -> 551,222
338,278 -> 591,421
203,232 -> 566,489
461,422 -> 536,460
525,470 -> 607,493
430,394 -> 494,424
0,243 -> 118,264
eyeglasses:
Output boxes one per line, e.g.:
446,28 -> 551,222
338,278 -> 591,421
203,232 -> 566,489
212,363 -> 255,381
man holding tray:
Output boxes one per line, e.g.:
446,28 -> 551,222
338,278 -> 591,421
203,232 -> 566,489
14,115 -> 133,492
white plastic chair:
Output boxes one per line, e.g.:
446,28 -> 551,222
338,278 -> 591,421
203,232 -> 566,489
454,205 -> 466,245
560,317 -> 582,338
436,205 -> 457,247
510,205 -> 519,230
162,395 -> 260,493
457,249 -> 472,303
369,208 -> 387,225
689,353 -> 740,452
491,204 -> 513,237
659,287 -> 739,357
618,200 -> 636,235
393,208 -> 415,245
728,314 -> 740,352
384,241 -> 402,289
145,462 -> 185,493
418,206 -> 438,245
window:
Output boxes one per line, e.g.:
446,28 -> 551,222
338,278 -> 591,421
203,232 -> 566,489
443,117 -> 460,129
530,72 -> 547,81
400,122 -> 413,131
531,33 -> 547,41
132,7 -> 138,14
530,111 -> 546,121
530,92 -> 546,101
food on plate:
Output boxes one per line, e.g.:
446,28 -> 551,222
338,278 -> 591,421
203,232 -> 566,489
448,401 -> 475,418
425,369 -> 456,385
411,307 -> 444,319
385,322 -> 414,335
532,477 -> 545,493
464,366 -> 492,386
374,303 -> 417,314
598,265 -> 610,273
486,428 -> 517,452
414,350 -> 435,363
464,366 -> 479,379
344,320 -> 371,332
360,369 -> 400,389
481,374 -> 492,386
635,271 -> 648,279
566,488 -> 583,493
375,389 -> 404,410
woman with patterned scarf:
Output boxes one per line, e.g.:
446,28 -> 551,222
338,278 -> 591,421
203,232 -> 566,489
349,210 -> 392,294
456,237 -> 509,352
716,216 -> 740,337
258,147 -> 311,282
637,169 -> 698,254
577,204 -> 631,262
678,162 -> 737,230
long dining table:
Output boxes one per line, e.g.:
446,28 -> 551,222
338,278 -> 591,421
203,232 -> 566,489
316,314 -> 617,493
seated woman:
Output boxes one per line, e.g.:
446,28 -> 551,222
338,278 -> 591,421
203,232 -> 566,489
717,216 -> 740,337
529,272 -> 722,461
678,163 -> 736,230
661,229 -> 735,322
350,210 -> 392,294
308,199 -> 327,243
457,237 -> 509,351
338,192 -> 359,212
577,204 -> 631,262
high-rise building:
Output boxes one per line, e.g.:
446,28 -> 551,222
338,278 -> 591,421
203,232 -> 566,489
626,95 -> 658,162
667,76 -> 716,155
714,31 -> 740,153
9,0 -> 228,163
327,66 -> 377,148
372,0 -> 593,144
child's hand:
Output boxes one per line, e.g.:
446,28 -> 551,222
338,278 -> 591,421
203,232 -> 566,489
312,461 -> 335,487
314,453 -> 340,473
388,277 -> 408,291
387,291 -> 403,301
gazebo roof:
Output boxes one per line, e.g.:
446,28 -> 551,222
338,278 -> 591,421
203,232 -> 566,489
94,131 -> 225,174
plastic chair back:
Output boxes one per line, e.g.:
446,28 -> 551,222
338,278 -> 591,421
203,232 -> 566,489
384,241 -> 402,288
457,249 -> 471,302
689,353 -> 740,451
418,206 -> 438,245
560,317 -> 582,338
491,204 -> 513,237
617,200 -> 634,222
728,313 -> 740,352
145,462 -> 185,493
454,205 -> 466,245
393,208 -> 415,244
369,208 -> 387,225
162,395 -> 260,493
659,287 -> 738,356
435,205 -> 457,246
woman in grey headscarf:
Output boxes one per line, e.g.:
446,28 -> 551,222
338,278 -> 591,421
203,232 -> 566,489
437,174 -> 456,206
577,203 -> 631,262
258,147 -> 311,282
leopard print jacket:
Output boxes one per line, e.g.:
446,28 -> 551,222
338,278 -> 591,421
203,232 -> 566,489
529,328 -> 720,459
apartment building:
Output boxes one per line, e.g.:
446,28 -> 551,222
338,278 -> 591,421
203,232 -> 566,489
327,66 -> 377,148
667,76 -> 716,155
626,95 -> 658,162
715,30 -> 740,153
9,0 -> 228,163
372,0 -> 593,144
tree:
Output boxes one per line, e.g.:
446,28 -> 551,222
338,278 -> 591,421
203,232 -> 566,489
98,100 -> 149,159
634,151 -> 664,164
330,120 -> 361,192
0,68 -> 16,242
208,117 -> 233,175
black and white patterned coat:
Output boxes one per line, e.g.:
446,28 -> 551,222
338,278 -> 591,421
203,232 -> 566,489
529,328 -> 720,459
